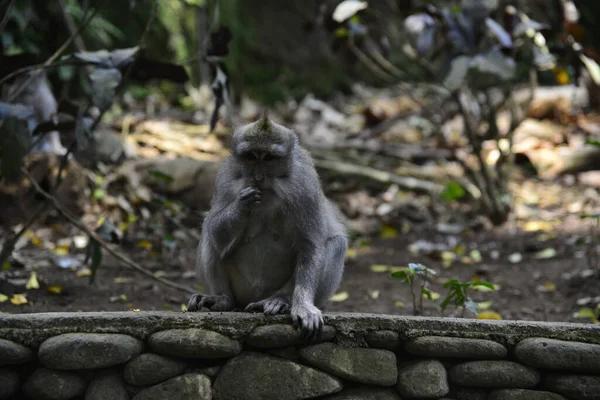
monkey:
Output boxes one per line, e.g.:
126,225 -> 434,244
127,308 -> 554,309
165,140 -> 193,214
2,71 -> 68,156
187,112 -> 347,340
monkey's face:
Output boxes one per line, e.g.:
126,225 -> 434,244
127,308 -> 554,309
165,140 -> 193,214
235,146 -> 291,193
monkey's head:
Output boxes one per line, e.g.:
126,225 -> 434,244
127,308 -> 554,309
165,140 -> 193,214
231,112 -> 298,191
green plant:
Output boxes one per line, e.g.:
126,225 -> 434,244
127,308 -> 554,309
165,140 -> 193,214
391,262 -> 437,316
440,279 -> 496,317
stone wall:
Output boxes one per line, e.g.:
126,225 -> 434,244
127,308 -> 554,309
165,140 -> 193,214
0,312 -> 599,400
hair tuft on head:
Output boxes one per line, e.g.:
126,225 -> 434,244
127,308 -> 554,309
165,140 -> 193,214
258,110 -> 272,133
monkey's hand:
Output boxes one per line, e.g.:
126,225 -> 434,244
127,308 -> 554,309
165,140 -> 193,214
291,303 -> 324,342
239,187 -> 261,207
187,294 -> 235,312
245,297 -> 290,315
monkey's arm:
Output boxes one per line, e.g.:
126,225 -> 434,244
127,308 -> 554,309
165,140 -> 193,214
291,238 -> 325,340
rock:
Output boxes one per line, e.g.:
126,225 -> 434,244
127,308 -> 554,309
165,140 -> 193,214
405,336 -> 507,359
396,359 -> 449,398
188,365 -> 222,379
245,324 -> 335,348
85,370 -> 129,400
488,388 -> 567,400
39,333 -> 143,370
299,342 -> 397,386
23,367 -> 87,400
449,361 -> 540,388
323,387 -> 402,400
148,329 -> 241,359
0,369 -> 19,400
213,352 -> 342,400
545,374 -> 600,400
448,387 -> 487,400
515,338 -> 600,373
267,346 -> 299,362
133,374 -> 212,400
0,338 -> 32,366
124,353 -> 188,386
365,330 -> 402,351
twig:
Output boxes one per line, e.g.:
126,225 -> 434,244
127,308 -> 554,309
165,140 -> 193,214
58,0 -> 87,52
0,0 -> 14,33
21,167 -> 196,294
314,158 -> 444,194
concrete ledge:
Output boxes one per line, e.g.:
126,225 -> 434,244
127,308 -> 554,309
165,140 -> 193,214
0,312 -> 599,399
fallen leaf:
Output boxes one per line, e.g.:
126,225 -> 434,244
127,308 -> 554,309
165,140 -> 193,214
537,281 -> 556,292
10,294 -> 28,305
1,262 -> 10,271
379,224 -> 399,239
508,253 -> 523,263
138,240 -> 153,250
25,271 -> 40,290
330,291 -> 349,302
0,293 -> 8,302
133,308 -> 141,312
477,311 -> 502,320
76,268 -> 92,277
534,248 -> 557,259
346,248 -> 358,258
109,294 -> 128,303
370,264 -> 390,273
477,300 -> 493,310
394,301 -> 405,307
523,220 -> 554,232
470,250 -> 483,262
369,290 -> 380,299
47,286 -> 64,295
114,277 -> 133,284
181,304 -> 187,312
573,307 -> 599,324
429,291 -> 441,301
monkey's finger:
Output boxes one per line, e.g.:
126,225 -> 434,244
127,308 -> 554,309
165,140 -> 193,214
264,302 -> 277,315
292,313 -> 300,330
186,294 -> 202,312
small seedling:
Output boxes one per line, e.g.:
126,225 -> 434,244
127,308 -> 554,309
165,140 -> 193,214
391,263 -> 437,316
440,279 -> 496,317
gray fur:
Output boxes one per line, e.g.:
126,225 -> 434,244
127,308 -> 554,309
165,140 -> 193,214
187,115 -> 347,340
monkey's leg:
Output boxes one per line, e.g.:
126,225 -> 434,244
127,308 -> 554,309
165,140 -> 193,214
314,235 -> 347,308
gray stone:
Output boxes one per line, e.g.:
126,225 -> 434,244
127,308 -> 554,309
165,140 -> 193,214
449,361 -> 540,388
323,388 -> 402,400
213,352 -> 342,400
299,342 -> 397,386
124,353 -> 187,386
545,374 -> 600,400
85,370 -> 129,400
515,338 -> 600,373
39,333 -> 143,370
267,346 -> 299,362
488,388 -> 567,400
365,330 -> 402,351
449,387 -> 487,400
23,367 -> 87,400
0,338 -> 32,366
0,369 -> 19,400
133,374 -> 211,400
405,336 -> 507,359
396,359 -> 449,398
148,329 -> 241,359
189,365 -> 222,379
245,324 -> 335,348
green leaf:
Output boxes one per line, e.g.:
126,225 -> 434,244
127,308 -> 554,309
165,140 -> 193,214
391,269 -> 413,283
149,170 -> 175,183
471,281 -> 496,290
93,188 -> 105,200
585,140 -> 600,148
422,287 -> 433,300
441,182 -> 466,201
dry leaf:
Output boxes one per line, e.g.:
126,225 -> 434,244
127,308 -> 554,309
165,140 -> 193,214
477,300 -> 493,310
10,294 -> 28,305
394,301 -> 405,307
370,264 -> 390,273
369,290 -> 380,299
114,277 -> 133,284
47,286 -> 64,295
138,240 -> 153,250
330,291 -> 349,302
0,293 -> 8,302
26,271 -> 40,290
379,224 -> 399,239
535,248 -> 557,259
477,310 -> 502,320
508,253 -> 523,263
76,268 -> 92,277
537,281 -> 556,292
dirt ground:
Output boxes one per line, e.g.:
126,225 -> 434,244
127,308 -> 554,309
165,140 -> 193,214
1,212 -> 598,324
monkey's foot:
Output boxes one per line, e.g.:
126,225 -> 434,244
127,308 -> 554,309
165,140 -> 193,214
291,303 -> 324,342
244,297 -> 290,315
187,294 -> 234,312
